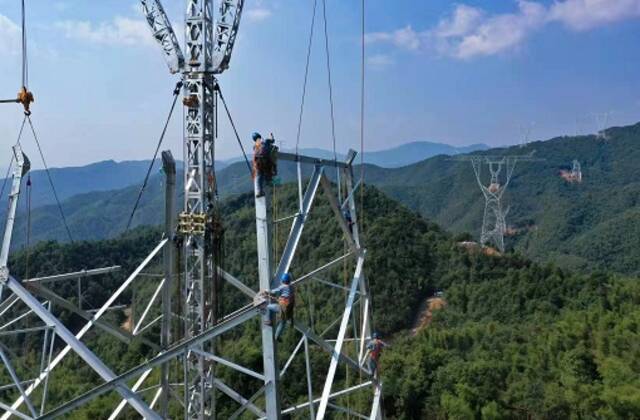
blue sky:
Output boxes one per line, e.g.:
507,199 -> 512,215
0,0 -> 639,168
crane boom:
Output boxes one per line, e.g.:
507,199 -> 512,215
212,0 -> 245,73
141,0 -> 185,74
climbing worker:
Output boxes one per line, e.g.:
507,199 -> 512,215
252,132 -> 266,197
343,208 -> 354,234
252,132 -> 277,197
364,332 -> 387,380
265,272 -> 295,341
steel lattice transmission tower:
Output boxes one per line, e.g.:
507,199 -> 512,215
456,155 -> 538,253
0,1 -> 383,419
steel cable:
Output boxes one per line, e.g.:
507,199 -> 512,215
26,116 -> 74,242
216,85 -> 252,175
125,81 -> 182,232
295,0 -> 319,156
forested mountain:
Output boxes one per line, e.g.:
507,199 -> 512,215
366,122 -> 640,275
0,140 -> 483,214
0,159 -> 164,209
3,185 -> 639,418
7,122 -> 640,275
248,141 -> 489,168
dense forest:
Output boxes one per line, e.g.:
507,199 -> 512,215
8,122 -> 640,279
2,184 -> 639,418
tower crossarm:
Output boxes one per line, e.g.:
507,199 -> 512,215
141,0 -> 185,74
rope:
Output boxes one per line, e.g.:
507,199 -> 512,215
321,0 -> 340,196
295,0 -> 319,155
216,85 -> 252,175
359,0 -> 366,236
21,0 -> 28,88
27,116 -> 74,242
125,81 -> 182,232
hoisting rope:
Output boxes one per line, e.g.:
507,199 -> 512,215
295,0 -> 319,156
125,81 -> 183,232
321,0 -> 341,197
216,84 -> 252,175
26,116 -> 74,243
21,0 -> 28,89
359,0 -> 366,235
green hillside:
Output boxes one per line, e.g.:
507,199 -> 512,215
2,185 -> 446,417
9,121 -> 640,275
3,185 -> 639,418
366,122 -> 640,275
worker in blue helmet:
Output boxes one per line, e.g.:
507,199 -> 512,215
252,132 -> 277,198
264,272 -> 295,340
364,332 -> 388,380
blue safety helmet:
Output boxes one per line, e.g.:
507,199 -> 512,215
281,273 -> 292,284
252,132 -> 262,141
372,332 -> 380,339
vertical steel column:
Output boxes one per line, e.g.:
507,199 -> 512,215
184,1 -> 216,418
0,146 -> 29,268
255,188 -> 282,419
345,168 -> 371,362
161,150 -> 176,418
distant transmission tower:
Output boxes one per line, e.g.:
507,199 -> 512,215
456,155 -> 538,253
519,122 -> 534,148
594,111 -> 612,140
571,159 -> 582,183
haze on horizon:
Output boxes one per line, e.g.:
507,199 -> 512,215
0,0 -> 639,169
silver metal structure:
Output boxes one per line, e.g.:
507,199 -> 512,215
456,155 -> 538,253
571,160 -> 582,183
0,150 -> 382,419
1,1 -> 383,418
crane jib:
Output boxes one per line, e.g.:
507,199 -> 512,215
142,0 -> 245,75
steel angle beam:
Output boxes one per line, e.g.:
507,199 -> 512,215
278,152 -> 353,169
274,166 -> 323,282
26,283 -> 159,351
39,303 -> 261,419
24,266 -> 121,284
316,256 -> 366,419
5,276 -> 160,419
1,240 -> 166,420
294,321 -> 370,377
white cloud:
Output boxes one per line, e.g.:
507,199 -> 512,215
246,8 -> 273,22
0,14 -> 20,55
367,0 -> 640,60
433,4 -> 484,38
367,54 -> 394,69
451,1 -> 547,59
55,17 -> 154,47
549,0 -> 640,30
365,25 -> 421,51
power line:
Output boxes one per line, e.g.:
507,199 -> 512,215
125,81 -> 182,232
295,0 -> 319,155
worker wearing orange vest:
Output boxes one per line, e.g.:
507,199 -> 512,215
252,132 -> 276,197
